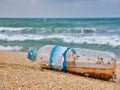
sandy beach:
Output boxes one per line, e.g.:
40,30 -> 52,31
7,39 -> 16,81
0,51 -> 120,90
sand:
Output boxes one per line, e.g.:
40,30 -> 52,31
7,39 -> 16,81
0,51 -> 120,90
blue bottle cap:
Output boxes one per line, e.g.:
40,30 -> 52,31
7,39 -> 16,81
27,49 -> 36,60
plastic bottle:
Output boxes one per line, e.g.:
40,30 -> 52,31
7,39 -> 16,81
27,45 -> 117,81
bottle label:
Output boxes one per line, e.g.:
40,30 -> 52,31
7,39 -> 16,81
50,45 -> 70,72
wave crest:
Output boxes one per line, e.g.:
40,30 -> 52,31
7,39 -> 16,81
0,27 -> 31,31
0,45 -> 23,51
63,35 -> 120,47
0,33 -> 120,47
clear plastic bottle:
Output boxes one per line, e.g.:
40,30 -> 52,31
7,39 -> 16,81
27,45 -> 116,81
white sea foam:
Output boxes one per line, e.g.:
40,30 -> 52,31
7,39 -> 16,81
0,33 -> 120,47
0,34 -> 65,41
0,45 -> 23,51
0,27 -> 30,31
63,35 -> 120,47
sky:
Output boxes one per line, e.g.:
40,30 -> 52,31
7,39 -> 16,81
0,0 -> 120,18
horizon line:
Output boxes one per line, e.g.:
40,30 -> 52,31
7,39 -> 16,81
0,16 -> 120,19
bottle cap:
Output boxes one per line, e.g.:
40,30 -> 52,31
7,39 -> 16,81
27,49 -> 36,60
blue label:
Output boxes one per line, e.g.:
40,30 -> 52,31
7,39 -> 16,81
49,46 -> 67,72
50,45 -> 76,72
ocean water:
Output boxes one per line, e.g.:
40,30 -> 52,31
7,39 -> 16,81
0,18 -> 120,62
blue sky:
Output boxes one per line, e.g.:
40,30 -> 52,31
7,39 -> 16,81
0,0 -> 120,18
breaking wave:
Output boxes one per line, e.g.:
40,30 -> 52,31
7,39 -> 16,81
63,35 -> 120,47
0,27 -> 31,31
52,27 -> 96,33
0,33 -> 120,47
0,26 -> 97,34
0,45 -> 23,51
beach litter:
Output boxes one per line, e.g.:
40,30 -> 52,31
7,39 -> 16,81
27,45 -> 117,82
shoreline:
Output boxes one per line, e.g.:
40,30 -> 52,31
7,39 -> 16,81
0,51 -> 120,90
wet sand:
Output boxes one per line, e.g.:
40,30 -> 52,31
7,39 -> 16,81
0,51 -> 120,90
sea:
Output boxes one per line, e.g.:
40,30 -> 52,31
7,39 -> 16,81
0,18 -> 120,63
